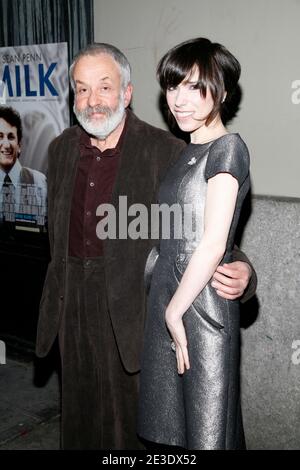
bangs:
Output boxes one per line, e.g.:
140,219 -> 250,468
157,40 -> 214,97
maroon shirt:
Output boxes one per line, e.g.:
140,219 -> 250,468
68,120 -> 127,258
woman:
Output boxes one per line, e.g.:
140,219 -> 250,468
138,38 -> 250,450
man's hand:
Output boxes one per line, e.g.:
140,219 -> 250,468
211,261 -> 252,300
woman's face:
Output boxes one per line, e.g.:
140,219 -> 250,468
166,68 -> 215,136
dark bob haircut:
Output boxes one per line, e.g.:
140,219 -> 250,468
0,105 -> 23,142
157,37 -> 241,126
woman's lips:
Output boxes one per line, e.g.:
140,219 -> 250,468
174,111 -> 193,120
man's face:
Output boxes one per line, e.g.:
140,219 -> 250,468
73,53 -> 132,140
0,118 -> 20,172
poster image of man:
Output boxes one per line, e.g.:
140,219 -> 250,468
0,105 -> 47,231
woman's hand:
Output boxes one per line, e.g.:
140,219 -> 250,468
165,308 -> 190,374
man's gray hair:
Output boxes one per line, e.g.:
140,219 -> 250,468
69,43 -> 131,91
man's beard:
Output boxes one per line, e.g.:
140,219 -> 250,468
73,94 -> 125,140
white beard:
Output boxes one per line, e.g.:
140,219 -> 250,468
73,93 -> 126,140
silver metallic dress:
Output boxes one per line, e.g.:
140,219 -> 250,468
137,134 -> 250,450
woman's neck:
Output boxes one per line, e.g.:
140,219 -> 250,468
190,117 -> 228,144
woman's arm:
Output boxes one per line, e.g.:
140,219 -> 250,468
165,172 -> 239,374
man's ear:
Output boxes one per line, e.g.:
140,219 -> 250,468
124,83 -> 133,108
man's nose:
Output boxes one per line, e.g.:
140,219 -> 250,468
0,137 -> 11,147
87,89 -> 103,108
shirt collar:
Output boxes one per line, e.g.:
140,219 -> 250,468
0,158 -> 22,187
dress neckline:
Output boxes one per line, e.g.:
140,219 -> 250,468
189,132 -> 239,147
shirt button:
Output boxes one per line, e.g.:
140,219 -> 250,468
86,211 -> 91,217
86,240 -> 91,246
90,182 -> 95,187
96,156 -> 101,162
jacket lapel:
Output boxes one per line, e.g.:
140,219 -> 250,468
105,112 -> 156,255
55,128 -> 81,257
111,111 -> 156,209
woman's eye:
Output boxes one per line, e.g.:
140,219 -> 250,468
167,86 -> 176,92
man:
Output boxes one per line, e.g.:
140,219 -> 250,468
36,43 -> 256,450
0,106 -> 47,227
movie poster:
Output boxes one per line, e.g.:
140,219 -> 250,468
0,42 -> 69,233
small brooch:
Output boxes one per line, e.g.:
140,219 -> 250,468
187,157 -> 197,165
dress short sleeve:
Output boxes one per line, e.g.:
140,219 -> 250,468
204,134 -> 250,187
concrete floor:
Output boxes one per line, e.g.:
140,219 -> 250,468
0,352 -> 60,450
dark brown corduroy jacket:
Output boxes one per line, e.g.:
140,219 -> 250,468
35,110 -> 256,373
